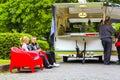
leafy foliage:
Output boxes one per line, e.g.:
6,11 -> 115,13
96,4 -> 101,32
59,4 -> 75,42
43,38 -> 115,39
37,40 -> 49,50
0,0 -> 54,40
56,0 -> 78,3
112,23 -> 120,32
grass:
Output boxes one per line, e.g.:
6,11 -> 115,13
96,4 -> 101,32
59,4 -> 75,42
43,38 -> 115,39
0,56 -> 61,65
0,59 -> 10,64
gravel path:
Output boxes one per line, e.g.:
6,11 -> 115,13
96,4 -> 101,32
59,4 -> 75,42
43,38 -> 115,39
0,56 -> 120,80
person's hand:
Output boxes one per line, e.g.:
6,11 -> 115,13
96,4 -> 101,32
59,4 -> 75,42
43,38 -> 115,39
112,38 -> 117,43
36,49 -> 41,53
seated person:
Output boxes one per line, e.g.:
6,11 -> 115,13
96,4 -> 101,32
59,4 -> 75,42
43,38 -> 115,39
20,36 -> 53,69
29,36 -> 60,67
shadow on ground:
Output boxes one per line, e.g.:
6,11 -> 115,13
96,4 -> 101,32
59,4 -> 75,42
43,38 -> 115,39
11,66 -> 42,73
61,58 -> 117,65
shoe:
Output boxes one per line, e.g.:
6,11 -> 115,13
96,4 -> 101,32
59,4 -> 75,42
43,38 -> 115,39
104,63 -> 109,65
53,63 -> 60,67
104,62 -> 110,65
104,63 -> 110,65
45,65 -> 53,69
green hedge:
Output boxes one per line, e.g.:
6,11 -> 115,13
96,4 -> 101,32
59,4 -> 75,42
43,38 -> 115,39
37,40 -> 49,51
0,33 -> 49,59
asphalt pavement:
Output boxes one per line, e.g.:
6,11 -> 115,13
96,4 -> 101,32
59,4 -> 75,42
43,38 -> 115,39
0,56 -> 120,80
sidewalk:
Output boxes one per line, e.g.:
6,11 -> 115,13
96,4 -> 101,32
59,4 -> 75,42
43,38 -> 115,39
0,56 -> 119,80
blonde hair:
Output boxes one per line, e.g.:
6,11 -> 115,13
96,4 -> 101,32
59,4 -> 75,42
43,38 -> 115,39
31,36 -> 36,39
20,36 -> 29,43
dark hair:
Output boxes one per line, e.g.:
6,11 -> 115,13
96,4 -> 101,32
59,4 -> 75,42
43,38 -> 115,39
100,20 -> 103,23
105,16 -> 111,21
104,19 -> 110,25
104,16 -> 111,25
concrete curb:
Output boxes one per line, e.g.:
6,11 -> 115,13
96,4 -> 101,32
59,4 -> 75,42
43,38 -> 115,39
0,64 -> 10,72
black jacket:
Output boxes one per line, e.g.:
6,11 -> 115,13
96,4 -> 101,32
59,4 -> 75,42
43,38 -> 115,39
29,43 -> 40,51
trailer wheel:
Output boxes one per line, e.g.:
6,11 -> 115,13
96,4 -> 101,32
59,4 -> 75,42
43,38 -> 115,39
63,56 -> 68,62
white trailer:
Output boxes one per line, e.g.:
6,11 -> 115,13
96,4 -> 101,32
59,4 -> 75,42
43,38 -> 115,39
52,2 -> 119,63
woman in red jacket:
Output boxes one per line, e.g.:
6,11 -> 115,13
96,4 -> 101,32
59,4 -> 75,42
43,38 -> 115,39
115,32 -> 120,64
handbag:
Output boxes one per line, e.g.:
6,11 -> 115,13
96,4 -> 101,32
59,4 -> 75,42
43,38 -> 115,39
115,41 -> 120,47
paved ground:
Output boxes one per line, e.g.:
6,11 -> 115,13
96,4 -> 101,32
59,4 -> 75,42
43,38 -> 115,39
0,56 -> 120,80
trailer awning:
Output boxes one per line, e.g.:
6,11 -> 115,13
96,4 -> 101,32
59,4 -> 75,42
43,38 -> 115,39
69,18 -> 102,23
53,2 -> 104,19
53,2 -> 120,23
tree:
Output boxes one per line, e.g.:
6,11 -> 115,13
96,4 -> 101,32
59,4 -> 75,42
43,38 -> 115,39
56,0 -> 78,3
0,0 -> 8,3
0,0 -> 55,43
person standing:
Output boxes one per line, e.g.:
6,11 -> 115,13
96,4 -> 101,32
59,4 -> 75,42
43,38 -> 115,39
99,19 -> 116,65
115,32 -> 120,64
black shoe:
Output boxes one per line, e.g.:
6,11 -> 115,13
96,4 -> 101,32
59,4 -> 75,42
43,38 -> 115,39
104,62 -> 110,65
45,65 -> 53,69
104,63 -> 110,65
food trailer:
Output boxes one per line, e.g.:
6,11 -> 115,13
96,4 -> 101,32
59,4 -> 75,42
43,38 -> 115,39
51,2 -> 120,63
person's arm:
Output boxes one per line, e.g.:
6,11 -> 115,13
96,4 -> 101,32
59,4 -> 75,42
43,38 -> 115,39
108,26 -> 117,43
36,43 -> 42,51
28,44 -> 32,51
36,43 -> 46,53
109,26 -> 116,34
36,43 -> 40,49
